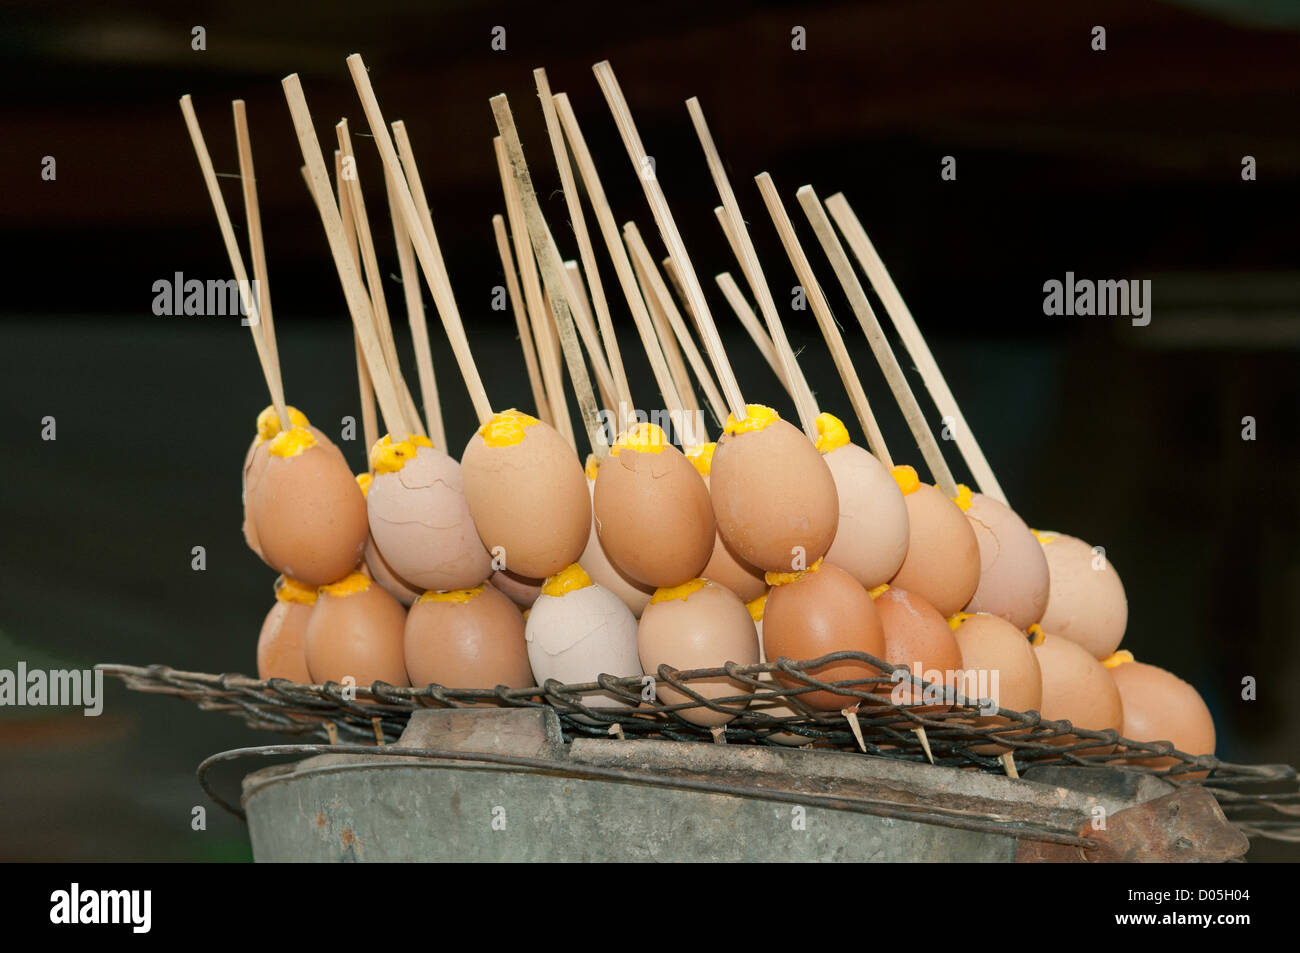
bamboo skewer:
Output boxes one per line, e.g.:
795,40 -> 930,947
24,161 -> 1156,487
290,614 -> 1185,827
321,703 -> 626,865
755,173 -> 892,467
713,206 -> 758,300
658,254 -> 731,429
333,153 -> 381,455
563,261 -> 619,416
627,234 -> 701,421
491,214 -> 552,425
179,95 -> 289,431
714,272 -> 786,387
824,192 -> 1002,502
552,94 -> 689,441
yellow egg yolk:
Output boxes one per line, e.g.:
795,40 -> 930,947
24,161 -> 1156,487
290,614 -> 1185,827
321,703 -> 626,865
947,611 -> 975,631
1027,623 -> 1046,646
355,472 -> 373,497
479,409 -> 539,448
815,412 -> 850,454
1031,529 -> 1057,545
746,591 -> 768,622
269,426 -> 317,459
723,404 -> 779,436
610,423 -> 668,456
321,572 -> 370,598
256,405 -> 309,442
369,433 -> 434,474
418,585 -> 485,605
867,583 -> 890,600
765,557 -> 824,588
1102,650 -> 1135,669
891,465 -> 921,496
584,455 -> 601,481
275,575 -> 319,606
951,484 -> 974,512
685,442 -> 715,477
543,563 -> 593,597
650,578 -> 707,604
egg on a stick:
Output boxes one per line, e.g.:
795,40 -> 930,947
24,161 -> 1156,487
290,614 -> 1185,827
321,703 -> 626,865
959,486 -> 1050,629
1035,531 -> 1128,659
748,591 -> 814,746
1030,626 -> 1123,755
489,568 -> 545,609
243,405 -> 314,559
404,584 -> 533,692
354,473 -> 422,606
637,578 -> 759,727
579,459 -> 653,616
686,445 -> 767,602
304,571 -> 409,687
888,466 -> 981,617
1106,652 -> 1215,773
870,583 -> 963,711
949,611 -> 1042,753
257,575 -> 317,683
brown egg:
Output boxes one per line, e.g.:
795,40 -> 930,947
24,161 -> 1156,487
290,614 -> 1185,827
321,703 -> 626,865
818,417 -> 910,588
687,444 -> 767,602
250,427 -> 368,586
950,612 -> 1042,752
489,569 -> 544,608
579,475 -> 653,616
872,585 -> 963,710
364,534 -> 422,606
367,438 -> 493,591
1108,657 -> 1215,773
304,572 -> 409,687
749,591 -> 810,745
961,489 -> 1050,629
460,410 -> 591,579
256,575 -> 317,682
762,560 -> 885,710
1037,531 -> 1128,659
709,405 -> 839,574
1031,628 -> 1123,755
888,467 -> 980,617
637,579 -> 759,727
242,405 -> 320,560
404,584 -> 533,691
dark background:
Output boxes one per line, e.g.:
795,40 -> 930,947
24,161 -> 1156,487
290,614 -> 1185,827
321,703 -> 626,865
1,0 -> 1297,861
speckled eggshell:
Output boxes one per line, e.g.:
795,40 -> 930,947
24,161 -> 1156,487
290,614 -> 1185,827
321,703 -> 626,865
525,581 -> 642,713
489,569 -> 544,608
1109,660 -> 1215,772
368,445 -> 493,591
637,581 -> 760,727
1037,531 -> 1128,659
579,477 -> 653,617
889,483 -> 980,617
950,613 -> 1041,752
304,577 -> 410,687
257,600 -> 314,683
963,493 -> 1050,629
873,585 -> 963,710
823,443 -> 910,588
404,585 -> 533,691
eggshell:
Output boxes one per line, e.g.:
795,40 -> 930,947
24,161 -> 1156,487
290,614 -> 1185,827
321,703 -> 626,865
873,585 -> 963,710
1037,531 -> 1128,659
762,561 -> 886,710
368,445 -> 493,591
364,534 -> 422,606
257,600 -> 314,682
963,492 -> 1050,629
594,442 -> 715,588
889,482 -> 980,617
710,416 -> 839,573
525,579 -> 642,714
1032,630 -> 1123,755
304,575 -> 410,687
749,592 -> 811,745
243,423 -> 333,562
693,468 -> 766,602
490,569 -> 544,608
461,415 -> 591,579
823,443 -> 910,587
251,437 -> 369,586
637,580 -> 759,727
1109,660 -> 1215,773
579,478 -> 653,616
950,612 -> 1041,752
404,585 -> 533,691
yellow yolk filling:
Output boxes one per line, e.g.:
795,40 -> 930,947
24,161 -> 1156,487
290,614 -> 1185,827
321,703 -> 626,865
584,455 -> 600,481
947,611 -> 975,631
1027,623 -> 1046,646
868,583 -> 890,600
891,465 -> 921,496
611,423 -> 669,456
1032,529 -> 1057,545
355,472 -> 373,497
746,591 -> 768,623
815,412 -> 850,454
685,442 -> 715,477
275,575 -> 319,606
321,572 -> 370,598
269,426 -> 317,458
370,433 -> 434,474
723,404 -> 779,436
765,557 -> 824,588
1102,650 -> 1135,669
543,563 -> 593,597
418,585 -> 485,605
651,578 -> 707,604
479,409 -> 539,448
951,484 -> 974,512
256,405 -> 309,442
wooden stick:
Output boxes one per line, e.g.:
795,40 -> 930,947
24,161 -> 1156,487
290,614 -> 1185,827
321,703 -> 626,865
684,96 -> 819,438
563,261 -> 618,415
231,100 -> 284,411
714,272 -> 786,387
552,93 -> 689,440
756,173 -> 892,467
179,95 -> 289,431
491,214 -> 552,425
346,56 -> 493,425
626,230 -> 701,421
805,189 -> 958,496
825,192 -> 1001,502
493,136 -> 574,448
592,61 -> 747,424
333,153 -> 379,454
660,254 -> 732,416
535,72 -> 634,433
280,75 -> 406,436
385,163 -> 445,448
713,205 -> 758,299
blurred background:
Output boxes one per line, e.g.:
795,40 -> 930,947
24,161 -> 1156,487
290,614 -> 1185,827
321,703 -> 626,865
1,0 -> 1297,861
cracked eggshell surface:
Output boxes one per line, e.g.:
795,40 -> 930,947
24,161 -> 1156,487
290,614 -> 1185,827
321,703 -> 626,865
1036,531 -> 1128,659
688,444 -> 767,603
304,572 -> 409,687
637,579 -> 759,727
593,425 -> 715,588
367,439 -> 492,591
960,489 -> 1050,629
709,405 -> 839,573
579,474 -> 653,617
356,473 -> 422,606
461,410 -> 591,579
820,432 -> 910,588
1108,656 -> 1215,772
871,584 -> 962,710
888,467 -> 980,617
256,576 -> 317,682
1031,628 -> 1122,755
404,584 -> 533,691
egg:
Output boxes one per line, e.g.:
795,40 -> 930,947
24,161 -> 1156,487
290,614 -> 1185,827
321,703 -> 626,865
888,466 -> 980,616
489,568 -> 545,608
1030,626 -> 1123,755
242,405 -> 315,560
817,417 -> 910,587
579,470 -> 653,616
367,436 -> 493,591
1036,531 -> 1128,659
304,572 -> 409,687
525,564 -> 643,715
871,584 -> 963,710
748,591 -> 810,745
709,405 -> 839,574
403,584 -> 533,691
637,579 -> 759,727
593,424 -> 715,588
461,410 -> 591,579
1107,654 -> 1215,773
355,473 -> 422,606
959,487 -> 1050,629
256,575 -> 317,682
687,444 -> 767,603
762,559 -> 886,710
949,611 -> 1042,752
250,427 -> 369,586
